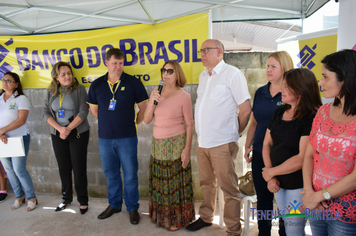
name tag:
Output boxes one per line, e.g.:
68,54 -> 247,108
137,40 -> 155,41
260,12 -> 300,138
108,99 -> 116,111
58,109 -> 65,118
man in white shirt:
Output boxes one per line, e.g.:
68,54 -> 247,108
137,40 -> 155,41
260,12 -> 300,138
186,39 -> 251,236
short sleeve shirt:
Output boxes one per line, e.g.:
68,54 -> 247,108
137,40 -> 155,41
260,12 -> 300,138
252,83 -> 283,153
153,90 -> 193,139
87,72 -> 149,139
195,60 -> 251,148
268,106 -> 314,189
0,93 -> 30,137
309,103 -> 356,223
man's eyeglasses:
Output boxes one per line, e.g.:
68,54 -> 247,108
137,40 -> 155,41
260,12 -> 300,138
0,79 -> 16,84
198,47 -> 219,55
161,68 -> 175,75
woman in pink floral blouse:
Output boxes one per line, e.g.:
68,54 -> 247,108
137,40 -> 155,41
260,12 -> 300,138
301,49 -> 356,235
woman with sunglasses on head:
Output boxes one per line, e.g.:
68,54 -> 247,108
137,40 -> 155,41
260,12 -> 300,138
0,72 -> 38,211
301,50 -> 356,235
144,61 -> 195,231
262,68 -> 322,235
244,51 -> 293,236
43,61 -> 90,214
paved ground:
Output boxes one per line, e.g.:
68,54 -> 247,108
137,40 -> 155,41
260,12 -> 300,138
0,192 -> 311,236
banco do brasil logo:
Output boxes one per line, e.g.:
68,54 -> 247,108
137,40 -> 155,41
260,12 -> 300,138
0,38 -> 14,78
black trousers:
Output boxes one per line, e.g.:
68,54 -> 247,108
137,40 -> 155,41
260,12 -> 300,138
51,129 -> 89,206
252,150 -> 286,236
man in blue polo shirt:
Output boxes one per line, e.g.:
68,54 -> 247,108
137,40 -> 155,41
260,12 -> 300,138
87,48 -> 148,224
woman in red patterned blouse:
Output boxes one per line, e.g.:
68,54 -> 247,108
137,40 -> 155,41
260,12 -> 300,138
302,49 -> 356,235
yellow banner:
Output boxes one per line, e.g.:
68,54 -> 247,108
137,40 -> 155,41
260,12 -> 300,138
0,13 -> 208,89
278,33 -> 337,98
298,34 -> 337,98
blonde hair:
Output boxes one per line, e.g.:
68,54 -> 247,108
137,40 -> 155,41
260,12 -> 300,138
48,61 -> 78,96
268,51 -> 294,75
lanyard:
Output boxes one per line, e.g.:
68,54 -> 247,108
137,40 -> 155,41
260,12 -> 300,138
59,87 -> 67,108
108,80 -> 121,99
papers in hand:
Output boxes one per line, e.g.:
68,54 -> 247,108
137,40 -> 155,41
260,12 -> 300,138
0,137 -> 25,158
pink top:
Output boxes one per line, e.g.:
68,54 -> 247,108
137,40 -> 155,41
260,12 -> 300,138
153,89 -> 193,139
309,103 -> 356,223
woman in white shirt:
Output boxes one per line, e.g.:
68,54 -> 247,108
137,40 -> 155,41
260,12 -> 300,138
0,72 -> 37,211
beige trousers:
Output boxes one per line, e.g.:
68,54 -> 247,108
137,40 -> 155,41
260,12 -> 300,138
197,142 -> 241,236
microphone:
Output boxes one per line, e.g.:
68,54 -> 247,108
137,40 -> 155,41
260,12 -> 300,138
154,80 -> 165,105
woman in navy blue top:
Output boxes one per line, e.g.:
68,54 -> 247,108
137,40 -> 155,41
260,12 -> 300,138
244,51 -> 293,236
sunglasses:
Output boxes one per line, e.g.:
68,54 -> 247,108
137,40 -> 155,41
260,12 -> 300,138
0,79 -> 16,84
198,47 -> 219,55
161,68 -> 175,75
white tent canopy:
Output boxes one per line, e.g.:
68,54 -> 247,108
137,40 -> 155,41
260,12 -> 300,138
0,0 -> 330,36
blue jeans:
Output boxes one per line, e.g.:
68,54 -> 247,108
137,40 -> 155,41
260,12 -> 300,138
274,187 -> 306,236
310,218 -> 356,236
1,134 -> 36,200
99,136 -> 139,212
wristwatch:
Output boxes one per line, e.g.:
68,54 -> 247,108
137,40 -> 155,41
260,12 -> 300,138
322,188 -> 331,200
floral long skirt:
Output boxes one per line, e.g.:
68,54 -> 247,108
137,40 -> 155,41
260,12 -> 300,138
149,132 -> 195,230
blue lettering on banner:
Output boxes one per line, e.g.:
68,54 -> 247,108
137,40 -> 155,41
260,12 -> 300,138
43,50 -> 56,69
138,42 -> 154,65
101,44 -> 114,66
153,41 -> 169,64
32,50 -> 44,70
168,40 -> 183,62
56,48 -> 68,62
69,48 -> 83,69
7,38 -> 201,71
87,46 -> 101,68
74,76 -> 98,84
134,74 -> 150,82
15,47 -> 31,71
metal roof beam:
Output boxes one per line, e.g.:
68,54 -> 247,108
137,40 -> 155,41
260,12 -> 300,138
93,0 -> 137,14
0,25 -> 29,33
0,3 -> 28,8
155,5 -> 221,24
34,16 -> 87,33
180,0 -> 301,15
0,13 -> 31,33
137,0 -> 155,25
31,6 -> 150,24
305,0 -> 316,15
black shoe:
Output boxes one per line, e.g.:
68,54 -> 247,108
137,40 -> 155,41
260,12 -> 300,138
97,205 -> 121,220
55,200 -> 71,212
129,209 -> 140,225
186,218 -> 212,231
0,193 -> 8,203
80,206 -> 88,215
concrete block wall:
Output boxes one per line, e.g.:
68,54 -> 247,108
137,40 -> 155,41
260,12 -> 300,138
19,51 -> 271,200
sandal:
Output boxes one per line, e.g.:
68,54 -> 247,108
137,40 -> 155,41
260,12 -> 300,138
11,196 -> 26,210
26,198 -> 38,211
169,226 -> 178,231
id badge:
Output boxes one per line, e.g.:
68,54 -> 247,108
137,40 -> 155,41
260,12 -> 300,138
108,99 -> 116,111
58,109 -> 65,118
